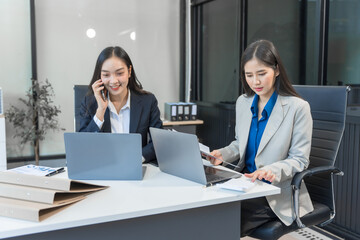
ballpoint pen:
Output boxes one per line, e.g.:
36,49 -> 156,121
217,160 -> 241,169
46,167 -> 65,177
201,152 -> 241,169
204,178 -> 231,188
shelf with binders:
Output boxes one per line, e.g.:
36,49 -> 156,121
164,102 -> 197,122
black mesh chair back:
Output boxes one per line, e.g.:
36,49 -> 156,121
294,85 -> 347,212
74,85 -> 89,132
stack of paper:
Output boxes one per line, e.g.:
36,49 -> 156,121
0,171 -> 108,222
215,177 -> 255,192
8,164 -> 64,176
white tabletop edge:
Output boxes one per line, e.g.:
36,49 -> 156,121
0,164 -> 281,238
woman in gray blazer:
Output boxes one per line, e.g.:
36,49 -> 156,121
209,40 -> 314,236
79,46 -> 162,162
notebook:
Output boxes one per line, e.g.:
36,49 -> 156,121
64,132 -> 143,180
150,127 -> 240,185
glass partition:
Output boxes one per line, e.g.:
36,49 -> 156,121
35,0 -> 180,155
247,0 -> 301,84
1,0 -> 180,158
197,0 -> 240,103
0,0 -> 33,157
305,0 -> 321,85
327,0 -> 360,86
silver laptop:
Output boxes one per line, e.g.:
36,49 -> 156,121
64,132 -> 143,180
150,127 -> 240,185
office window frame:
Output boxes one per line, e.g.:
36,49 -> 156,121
190,0 -> 243,103
182,0 -> 333,102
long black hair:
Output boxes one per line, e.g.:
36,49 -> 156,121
87,46 -> 148,95
241,39 -> 300,98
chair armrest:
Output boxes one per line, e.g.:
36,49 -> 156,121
291,166 -> 344,228
291,166 -> 343,190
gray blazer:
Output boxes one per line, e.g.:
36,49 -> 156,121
219,94 -> 314,226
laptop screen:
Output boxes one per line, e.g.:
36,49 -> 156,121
64,132 -> 142,180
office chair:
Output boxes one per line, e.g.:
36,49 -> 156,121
73,85 -> 89,132
249,85 -> 349,240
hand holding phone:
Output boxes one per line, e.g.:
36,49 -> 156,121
101,88 -> 107,101
92,79 -> 108,108
201,151 -> 223,165
92,80 -> 108,121
98,79 -> 108,102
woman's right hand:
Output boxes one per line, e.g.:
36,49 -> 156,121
92,79 -> 108,121
207,150 -> 224,166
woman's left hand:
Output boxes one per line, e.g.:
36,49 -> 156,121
244,169 -> 276,183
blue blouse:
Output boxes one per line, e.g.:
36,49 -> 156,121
244,91 -> 278,173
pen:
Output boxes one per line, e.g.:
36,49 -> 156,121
201,152 -> 241,169
205,182 -> 214,188
204,179 -> 230,188
46,167 -> 65,177
219,160 -> 241,169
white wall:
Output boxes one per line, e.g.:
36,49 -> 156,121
0,0 -> 33,158
35,0 -> 180,156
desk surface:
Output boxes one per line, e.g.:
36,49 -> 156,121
0,164 -> 280,239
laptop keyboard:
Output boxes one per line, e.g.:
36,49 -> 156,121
206,174 -> 226,183
203,165 -> 241,184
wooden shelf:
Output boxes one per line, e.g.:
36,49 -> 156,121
162,119 -> 204,126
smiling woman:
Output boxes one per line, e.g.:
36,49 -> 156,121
78,46 -> 163,163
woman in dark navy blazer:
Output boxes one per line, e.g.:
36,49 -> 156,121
79,46 -> 162,162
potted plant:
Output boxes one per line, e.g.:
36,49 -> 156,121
6,79 -> 65,165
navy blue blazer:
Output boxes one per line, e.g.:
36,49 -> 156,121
78,91 -> 163,162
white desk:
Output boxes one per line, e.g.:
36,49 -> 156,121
0,164 -> 280,240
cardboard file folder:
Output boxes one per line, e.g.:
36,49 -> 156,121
0,171 -> 107,192
0,196 -> 85,222
0,182 -> 89,204
0,172 -> 108,222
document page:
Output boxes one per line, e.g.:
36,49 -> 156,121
199,142 -> 210,154
8,164 -> 65,176
215,176 -> 255,192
